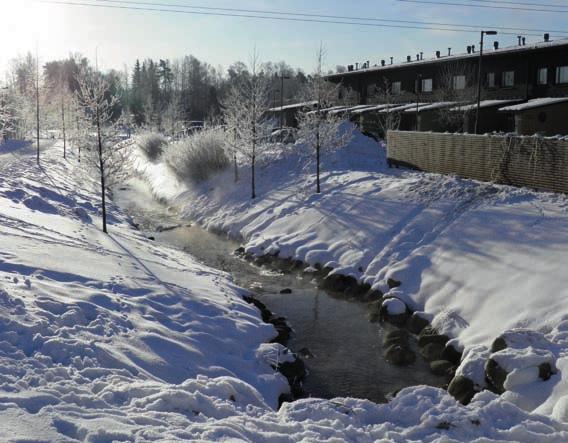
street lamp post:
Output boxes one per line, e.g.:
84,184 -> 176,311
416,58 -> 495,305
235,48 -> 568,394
415,74 -> 422,131
475,30 -> 498,134
278,74 -> 290,133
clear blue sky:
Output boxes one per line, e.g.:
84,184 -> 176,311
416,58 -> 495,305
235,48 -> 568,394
1,0 -> 566,78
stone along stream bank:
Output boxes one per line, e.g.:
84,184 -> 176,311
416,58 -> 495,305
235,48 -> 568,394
114,178 -> 450,404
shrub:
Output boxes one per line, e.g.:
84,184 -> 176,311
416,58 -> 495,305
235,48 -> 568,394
164,127 -> 230,182
137,132 -> 168,160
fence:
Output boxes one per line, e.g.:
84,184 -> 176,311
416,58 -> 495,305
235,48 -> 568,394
386,130 -> 568,193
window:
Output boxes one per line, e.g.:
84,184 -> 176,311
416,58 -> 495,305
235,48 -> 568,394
391,81 -> 402,95
421,78 -> 433,93
502,71 -> 515,87
487,72 -> 495,88
453,75 -> 466,90
556,66 -> 568,84
538,68 -> 548,85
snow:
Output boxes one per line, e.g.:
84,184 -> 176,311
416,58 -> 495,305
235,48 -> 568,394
267,100 -> 317,112
379,102 -> 427,113
132,125 -> 568,434
350,103 -> 393,115
499,97 -> 568,112
383,298 -> 407,316
4,134 -> 568,441
404,102 -> 457,113
306,105 -> 348,115
448,99 -> 522,112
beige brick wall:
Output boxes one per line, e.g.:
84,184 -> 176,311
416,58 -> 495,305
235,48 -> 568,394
387,130 -> 568,193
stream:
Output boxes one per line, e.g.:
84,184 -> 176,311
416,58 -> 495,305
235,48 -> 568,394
114,178 -> 447,403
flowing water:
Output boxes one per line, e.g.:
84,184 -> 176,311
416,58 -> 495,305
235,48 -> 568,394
114,179 -> 447,403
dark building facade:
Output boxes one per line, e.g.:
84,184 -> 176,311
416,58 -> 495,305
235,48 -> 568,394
325,36 -> 568,136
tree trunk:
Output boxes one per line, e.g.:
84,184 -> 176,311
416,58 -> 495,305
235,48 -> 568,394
316,128 -> 321,194
251,150 -> 256,199
252,120 -> 256,199
76,115 -> 81,162
96,113 -> 107,234
36,55 -> 40,165
233,153 -> 238,183
61,99 -> 66,159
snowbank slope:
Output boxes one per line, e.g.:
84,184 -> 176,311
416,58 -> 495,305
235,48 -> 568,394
2,138 -> 568,441
134,130 -> 568,421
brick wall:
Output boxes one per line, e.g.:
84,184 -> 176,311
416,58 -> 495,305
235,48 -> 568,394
387,130 -> 568,193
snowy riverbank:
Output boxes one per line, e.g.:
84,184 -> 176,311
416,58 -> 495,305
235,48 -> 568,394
132,129 -> 568,430
2,138 -> 568,441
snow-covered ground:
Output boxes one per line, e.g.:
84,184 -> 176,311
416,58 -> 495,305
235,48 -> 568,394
2,137 -> 568,441
131,128 -> 568,439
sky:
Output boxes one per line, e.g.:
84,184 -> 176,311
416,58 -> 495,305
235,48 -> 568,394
0,0 -> 567,79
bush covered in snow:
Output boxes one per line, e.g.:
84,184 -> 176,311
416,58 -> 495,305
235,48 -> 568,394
137,132 -> 168,160
164,127 -> 230,182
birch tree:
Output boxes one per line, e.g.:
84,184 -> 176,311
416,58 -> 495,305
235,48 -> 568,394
223,50 -> 272,199
369,78 -> 403,138
297,45 -> 353,194
0,87 -> 17,141
75,67 -> 127,233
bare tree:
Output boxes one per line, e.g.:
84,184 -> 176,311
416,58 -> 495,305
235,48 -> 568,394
297,45 -> 353,194
75,67 -> 126,233
223,50 -> 272,199
435,61 -> 477,132
368,78 -> 403,138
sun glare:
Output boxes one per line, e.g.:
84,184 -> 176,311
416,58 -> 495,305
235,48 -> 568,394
1,1 -> 64,57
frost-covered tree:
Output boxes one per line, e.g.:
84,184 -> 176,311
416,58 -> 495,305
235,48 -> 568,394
0,87 -> 17,141
368,78 -> 403,138
297,45 -> 353,194
435,61 -> 477,132
75,66 -> 127,233
223,50 -> 272,199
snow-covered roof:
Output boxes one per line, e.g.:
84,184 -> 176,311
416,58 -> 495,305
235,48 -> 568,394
404,102 -> 457,113
329,104 -> 375,115
350,103 -> 393,115
326,38 -> 568,80
306,105 -> 348,115
448,99 -> 522,112
378,103 -> 427,114
268,101 -> 317,112
499,97 -> 568,112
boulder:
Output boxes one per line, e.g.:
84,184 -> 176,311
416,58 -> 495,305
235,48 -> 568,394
485,358 -> 508,394
387,278 -> 401,289
418,327 -> 449,348
278,358 -> 306,398
420,342 -> 445,361
490,336 -> 508,353
269,315 -> 291,344
346,282 -> 371,298
430,360 -> 455,377
365,289 -> 383,302
441,343 -> 463,365
384,344 -> 416,366
382,329 -> 409,348
539,362 -> 554,381
379,298 -> 409,327
279,358 -> 306,382
448,375 -> 477,405
320,274 -> 358,293
408,313 -> 430,335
